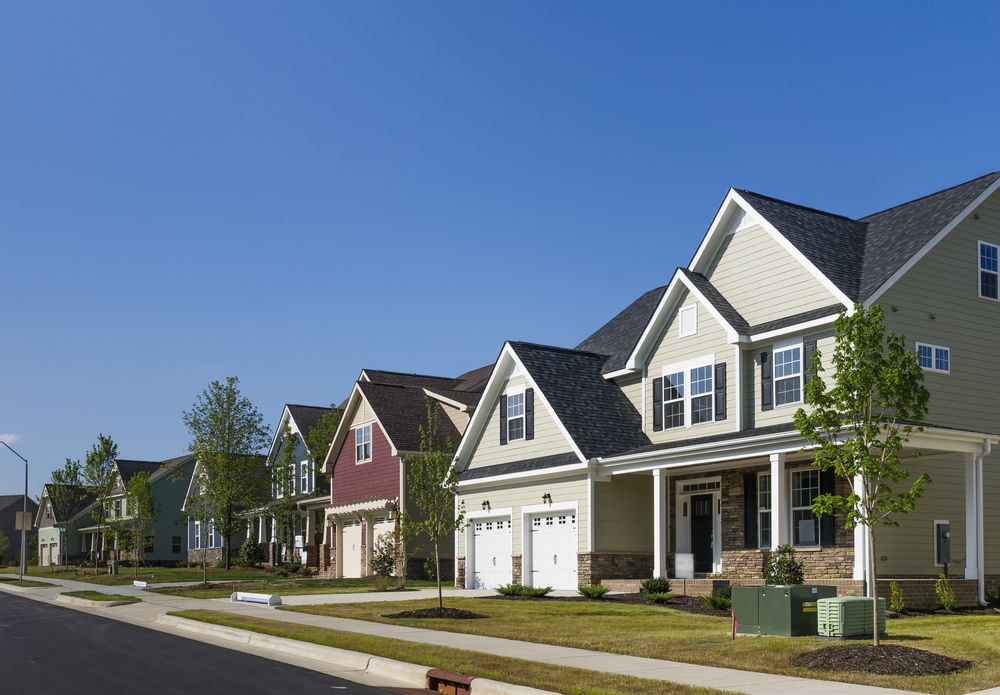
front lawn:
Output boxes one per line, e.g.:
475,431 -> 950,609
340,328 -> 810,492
25,565 -> 273,586
0,577 -> 54,588
152,577 -> 441,599
282,597 -> 1000,695
170,609 -> 724,695
62,590 -> 140,603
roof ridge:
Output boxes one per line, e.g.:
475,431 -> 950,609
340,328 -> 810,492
286,403 -> 334,410
859,171 -> 1000,220
737,188 -> 861,223
363,368 -> 455,380
510,340 -> 608,358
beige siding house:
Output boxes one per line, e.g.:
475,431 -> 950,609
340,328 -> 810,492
452,171 -> 1000,608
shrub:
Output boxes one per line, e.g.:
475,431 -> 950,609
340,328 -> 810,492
645,592 -> 673,604
986,581 -> 1000,608
935,573 -> 955,611
496,583 -> 521,596
371,531 -> 398,578
495,583 -> 552,598
703,586 -> 732,610
640,577 -> 671,595
423,556 -> 437,582
578,584 -> 609,600
764,544 -> 804,585
889,580 -> 905,613
237,538 -> 264,567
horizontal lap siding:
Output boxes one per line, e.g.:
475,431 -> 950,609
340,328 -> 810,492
616,374 -> 643,420
750,332 -> 835,428
456,476 -> 589,557
464,376 -> 574,470
984,452 -> 1000,574
645,290 -> 739,442
331,423 -> 399,505
705,224 -> 838,326
595,474 -> 652,553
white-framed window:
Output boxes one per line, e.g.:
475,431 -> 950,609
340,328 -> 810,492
758,472 -> 771,549
114,499 -> 122,518
773,343 -> 803,406
916,342 -> 950,374
791,469 -> 820,547
355,425 -> 372,463
300,461 -> 310,494
194,521 -> 202,550
980,241 -> 999,300
506,391 -> 525,441
678,305 -> 698,337
661,357 -> 714,429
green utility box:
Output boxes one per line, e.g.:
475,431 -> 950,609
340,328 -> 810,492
733,585 -> 837,636
817,596 -> 886,638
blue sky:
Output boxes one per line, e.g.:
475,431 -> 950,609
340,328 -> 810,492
2,1 -> 999,494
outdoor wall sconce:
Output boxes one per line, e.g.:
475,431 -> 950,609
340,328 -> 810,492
542,493 -> 553,504
482,500 -> 491,511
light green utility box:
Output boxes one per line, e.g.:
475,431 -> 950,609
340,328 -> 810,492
732,585 -> 837,636
817,596 -> 886,638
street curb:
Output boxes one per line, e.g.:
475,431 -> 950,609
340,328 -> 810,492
57,594 -> 140,608
0,582 -> 54,593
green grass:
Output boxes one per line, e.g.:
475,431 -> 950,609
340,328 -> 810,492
62,590 -> 140,603
151,577 -> 440,599
24,565 -> 274,586
283,597 -> 1000,695
170,609 -> 723,695
0,577 -> 53,588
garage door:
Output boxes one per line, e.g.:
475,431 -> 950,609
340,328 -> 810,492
472,516 -> 511,589
373,517 -> 396,544
341,520 -> 362,578
530,512 -> 578,589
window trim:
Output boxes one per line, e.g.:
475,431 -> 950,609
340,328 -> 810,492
789,467 -> 820,548
355,424 -> 373,463
757,471 -> 771,549
660,355 -> 715,429
979,240 -> 999,300
916,341 -> 950,374
678,304 -> 698,338
772,339 -> 803,408
300,460 -> 310,494
505,386 -> 526,442
194,521 -> 202,550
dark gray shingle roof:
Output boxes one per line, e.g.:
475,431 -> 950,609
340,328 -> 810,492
678,269 -> 750,334
575,285 -> 667,374
287,404 -> 337,440
116,460 -> 161,485
459,453 -> 580,481
358,381 -> 463,454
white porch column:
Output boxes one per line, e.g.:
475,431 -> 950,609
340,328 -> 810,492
305,510 -> 315,544
770,453 -> 788,549
334,518 -> 344,578
653,469 -> 668,578
270,516 -> 277,544
257,516 -> 264,543
965,453 -> 982,581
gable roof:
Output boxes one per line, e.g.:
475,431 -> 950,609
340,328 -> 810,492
40,484 -> 96,523
357,381 -> 464,454
116,460 -> 161,486
575,285 -> 667,374
361,369 -> 459,389
286,404 -> 337,439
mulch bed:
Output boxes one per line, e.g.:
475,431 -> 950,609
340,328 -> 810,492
793,644 -> 971,676
384,607 -> 488,620
480,592 -> 729,616
888,606 -> 999,619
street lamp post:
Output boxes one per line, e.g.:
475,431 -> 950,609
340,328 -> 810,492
1,441 -> 28,581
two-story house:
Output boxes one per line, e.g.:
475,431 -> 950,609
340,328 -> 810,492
321,366 -> 490,579
36,485 -> 94,566
183,454 -> 266,565
452,171 -> 1000,608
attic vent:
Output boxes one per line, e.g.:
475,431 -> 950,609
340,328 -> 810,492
679,305 -> 697,337
723,208 -> 752,236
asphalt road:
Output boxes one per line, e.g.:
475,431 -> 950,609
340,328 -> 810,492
0,592 -> 398,694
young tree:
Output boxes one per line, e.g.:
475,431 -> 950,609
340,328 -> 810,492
82,434 -> 119,570
305,406 -> 342,495
124,471 -> 158,579
271,424 -> 300,564
400,399 -> 465,610
49,458 -> 85,567
185,473 -> 213,584
794,303 -> 931,646
183,377 -> 271,570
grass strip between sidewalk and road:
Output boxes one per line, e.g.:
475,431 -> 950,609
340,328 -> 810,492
62,590 -> 140,603
25,565 -> 274,586
168,609 -> 724,695
0,577 -> 53,588
152,577 -> 440,599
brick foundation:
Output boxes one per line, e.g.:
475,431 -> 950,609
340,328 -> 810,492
455,556 -> 466,587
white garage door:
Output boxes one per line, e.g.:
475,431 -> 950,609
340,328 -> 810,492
472,516 -> 511,589
341,520 -> 362,578
530,512 -> 578,590
373,517 -> 395,544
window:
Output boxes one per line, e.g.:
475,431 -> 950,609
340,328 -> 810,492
506,392 -> 525,441
791,469 -> 820,547
45,503 -> 52,521
208,522 -> 217,548
355,425 -> 372,462
144,536 -> 155,553
917,342 -> 950,374
773,344 -> 802,406
194,521 -> 202,550
171,536 -> 182,554
114,499 -> 122,519
679,305 -> 697,337
300,461 -> 310,494
288,463 -> 296,495
758,473 -> 771,549
980,241 -> 999,299
661,359 -> 714,428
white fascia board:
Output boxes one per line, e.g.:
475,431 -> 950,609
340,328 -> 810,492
456,462 -> 589,489
864,176 -> 1000,307
180,460 -> 201,513
423,388 -> 471,412
510,350 -> 587,463
688,188 -> 744,270
323,385 -> 363,474
625,270 -> 684,370
602,368 -> 638,381
264,406 -> 293,465
743,314 -> 840,345
675,271 -> 740,343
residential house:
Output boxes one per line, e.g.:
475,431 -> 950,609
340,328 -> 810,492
78,455 -> 196,565
452,171 -> 1000,608
36,485 -> 94,566
321,366 -> 490,578
0,495 -> 39,565
249,403 -> 340,567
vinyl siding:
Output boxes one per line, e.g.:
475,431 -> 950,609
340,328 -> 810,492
616,373 -> 643,420
351,398 -> 376,428
464,376 -> 575,470
645,290 -> 739,442
594,474 -> 652,553
880,188 -> 1000,435
705,224 -> 839,326
983,451 -> 1000,575
748,332 -> 834,429
456,475 -> 589,557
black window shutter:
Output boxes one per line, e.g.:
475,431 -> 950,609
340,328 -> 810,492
820,468 -> 835,546
803,339 -> 817,403
499,394 -> 508,445
652,377 -> 663,431
525,388 -> 535,440
760,350 -> 773,411
714,362 -> 727,421
744,472 -> 758,549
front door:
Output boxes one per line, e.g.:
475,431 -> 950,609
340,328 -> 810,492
690,493 -> 714,573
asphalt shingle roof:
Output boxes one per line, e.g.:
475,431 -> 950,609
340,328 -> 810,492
43,484 -> 97,522
116,460 -> 161,486
575,285 -> 667,374
678,269 -> 750,334
286,404 -> 337,440
358,381 -> 464,454
459,452 -> 580,481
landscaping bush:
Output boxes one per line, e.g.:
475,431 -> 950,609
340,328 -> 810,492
764,544 -> 804,585
578,584 -> 609,600
645,592 -> 673,604
496,583 -> 521,596
702,586 -> 732,610
237,537 -> 265,567
889,580 -> 905,613
495,583 -> 552,598
371,531 -> 398,579
935,573 -> 955,611
986,581 -> 1000,608
640,577 -> 671,595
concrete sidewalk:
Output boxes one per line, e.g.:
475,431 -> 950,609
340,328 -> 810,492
0,574 -> 923,695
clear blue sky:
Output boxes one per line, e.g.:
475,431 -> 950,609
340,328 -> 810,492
2,1 -> 999,494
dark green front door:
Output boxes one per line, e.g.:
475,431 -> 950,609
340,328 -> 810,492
691,493 -> 714,573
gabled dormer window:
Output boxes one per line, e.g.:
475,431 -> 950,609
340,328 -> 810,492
980,241 -> 999,300
355,425 -> 372,463
506,392 -> 525,441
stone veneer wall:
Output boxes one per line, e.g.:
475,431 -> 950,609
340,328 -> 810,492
511,554 -> 523,585
455,556 -> 466,587
579,552 -> 654,586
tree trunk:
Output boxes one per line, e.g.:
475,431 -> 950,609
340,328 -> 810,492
869,524 -> 879,647
435,541 -> 442,610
